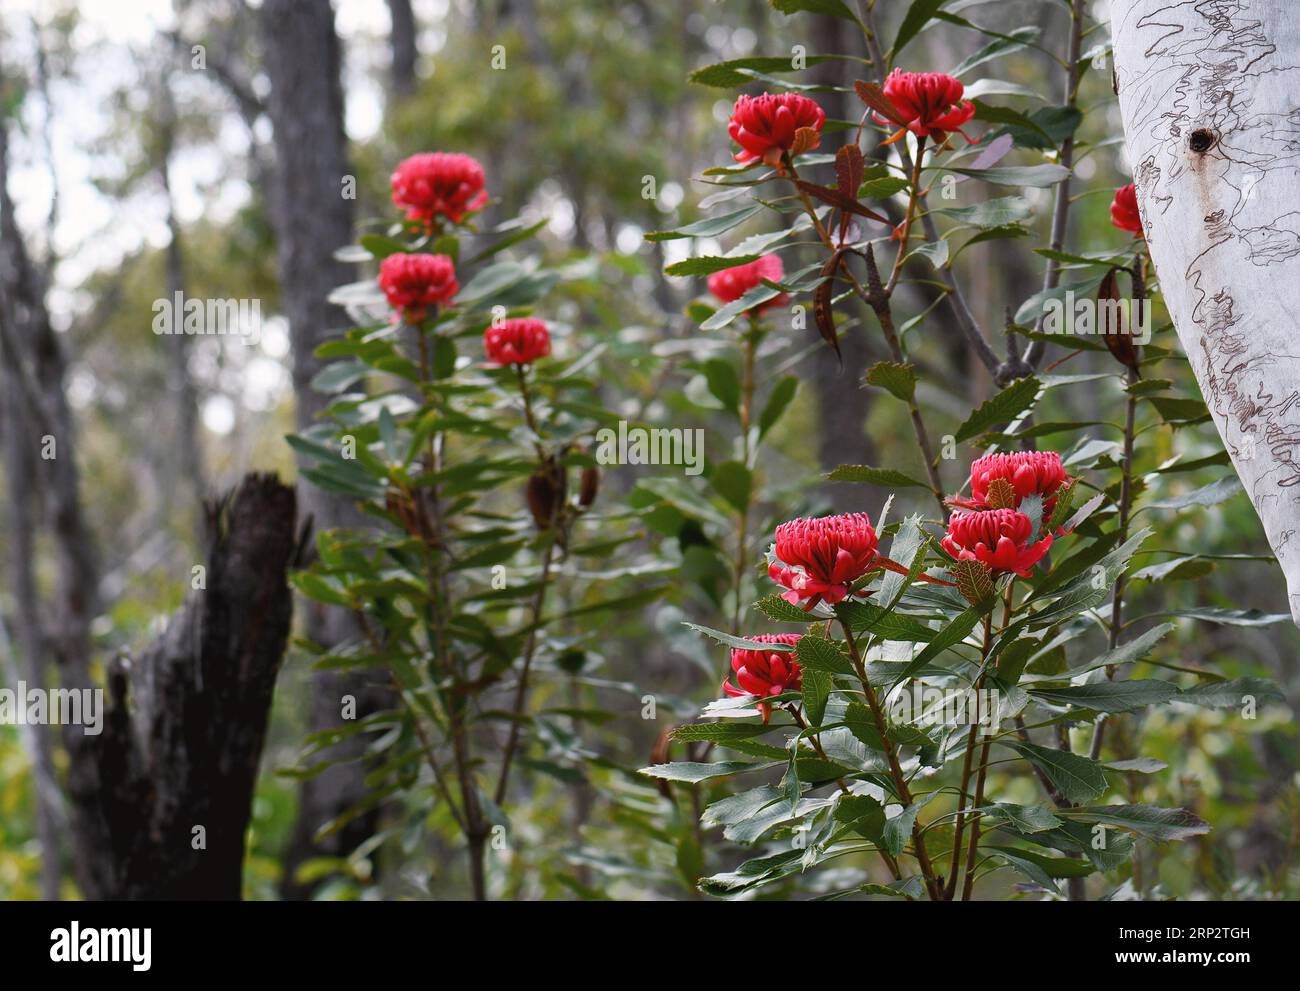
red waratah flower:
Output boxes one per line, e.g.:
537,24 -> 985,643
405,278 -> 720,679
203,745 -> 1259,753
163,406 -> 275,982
728,92 -> 826,168
950,451 -> 1072,514
942,509 -> 1053,578
769,513 -> 882,610
876,69 -> 977,145
1110,182 -> 1143,236
378,252 -> 459,321
390,152 -> 489,228
722,633 -> 803,723
484,317 -> 551,366
707,255 -> 789,313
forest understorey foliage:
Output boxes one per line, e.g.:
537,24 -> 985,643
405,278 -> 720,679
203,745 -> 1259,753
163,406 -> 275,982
1,0 -> 1295,905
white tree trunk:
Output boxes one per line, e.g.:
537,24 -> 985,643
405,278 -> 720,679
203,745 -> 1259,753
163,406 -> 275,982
1111,0 -> 1300,624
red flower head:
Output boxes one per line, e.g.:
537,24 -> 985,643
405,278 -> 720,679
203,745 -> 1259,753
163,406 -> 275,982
952,451 -> 1071,515
877,69 -> 977,145
378,252 -> 459,322
707,254 -> 789,314
728,92 -> 826,168
484,317 -> 551,366
942,509 -> 1053,578
390,152 -> 488,228
769,513 -> 881,610
722,633 -> 803,723
1110,182 -> 1143,236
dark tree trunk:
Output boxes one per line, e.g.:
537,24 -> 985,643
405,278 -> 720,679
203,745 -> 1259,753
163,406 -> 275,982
157,74 -> 206,538
0,268 -> 65,902
259,0 -> 390,897
386,0 -> 418,96
809,14 -> 877,509
0,90 -> 95,899
61,475 -> 298,899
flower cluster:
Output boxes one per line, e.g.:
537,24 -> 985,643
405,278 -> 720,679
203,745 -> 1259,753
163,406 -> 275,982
951,450 -> 1071,514
484,318 -> 552,366
378,252 -> 459,322
722,634 -> 803,723
707,254 -> 788,314
942,508 -> 1053,578
876,69 -> 976,145
391,152 -> 488,228
941,452 -> 1066,577
728,92 -> 825,168
768,512 -> 882,610
381,152 -> 555,367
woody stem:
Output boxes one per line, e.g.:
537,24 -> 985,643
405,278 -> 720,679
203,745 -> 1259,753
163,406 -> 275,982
731,324 -> 758,634
960,581 -> 1014,900
840,620 -> 943,900
885,135 -> 926,295
862,292 -> 945,513
945,608 -> 993,899
789,706 -> 904,884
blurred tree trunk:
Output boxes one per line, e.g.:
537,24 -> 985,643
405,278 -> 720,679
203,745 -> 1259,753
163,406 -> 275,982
1111,0 -> 1300,625
0,265 -> 65,902
809,14 -> 877,508
260,0 -> 390,897
0,104 -> 63,897
156,71 -> 206,539
386,0 -> 418,96
0,87 -> 99,899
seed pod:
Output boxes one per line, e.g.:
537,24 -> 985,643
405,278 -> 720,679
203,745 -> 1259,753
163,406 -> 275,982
649,727 -> 675,800
578,465 -> 600,508
525,457 -> 565,530
1099,266 -> 1142,373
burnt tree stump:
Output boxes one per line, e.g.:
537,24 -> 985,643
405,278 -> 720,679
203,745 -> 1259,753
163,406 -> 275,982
64,473 -> 299,899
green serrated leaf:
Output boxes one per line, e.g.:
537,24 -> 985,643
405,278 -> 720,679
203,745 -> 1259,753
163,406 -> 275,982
759,376 -> 799,438
802,668 -> 833,726
827,464 -> 931,488
953,376 -> 1040,442
1010,742 -> 1108,804
1177,677 -> 1284,709
753,592 -> 821,624
688,54 -> 834,88
665,254 -> 761,277
795,636 -> 856,676
891,0 -> 950,58
943,164 -> 1071,188
647,204 -> 764,242
711,460 -> 752,513
1029,679 -> 1179,713
864,361 -> 917,402
770,0 -> 855,19
979,803 -> 1063,834
638,761 -> 777,783
1067,805 -> 1210,841
684,622 -> 797,652
881,803 -> 921,857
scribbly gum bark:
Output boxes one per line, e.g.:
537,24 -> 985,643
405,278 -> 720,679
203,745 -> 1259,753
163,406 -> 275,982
1111,0 -> 1300,623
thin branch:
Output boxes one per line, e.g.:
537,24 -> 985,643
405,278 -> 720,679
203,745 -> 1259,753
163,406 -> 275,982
1022,0 -> 1086,369
854,0 -> 1002,376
